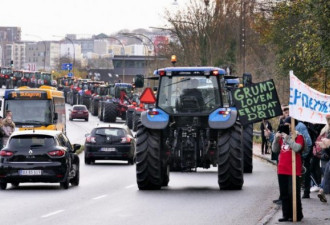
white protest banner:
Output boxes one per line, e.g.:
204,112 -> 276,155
289,71 -> 330,124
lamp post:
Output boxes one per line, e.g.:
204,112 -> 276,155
26,34 -> 46,70
95,35 -> 126,83
119,34 -> 150,84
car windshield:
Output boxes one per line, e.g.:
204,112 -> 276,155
99,87 -> 108,95
1,68 -> 12,74
8,135 -> 56,149
157,75 -> 221,114
94,128 -> 126,137
43,74 -> 51,80
5,100 -> 52,125
13,71 -> 22,77
115,85 -> 133,99
73,106 -> 86,110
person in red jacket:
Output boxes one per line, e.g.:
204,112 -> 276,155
272,123 -> 304,222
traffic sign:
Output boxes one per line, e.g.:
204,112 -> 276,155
61,63 -> 73,71
67,72 -> 73,77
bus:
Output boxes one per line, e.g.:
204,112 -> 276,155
0,85 -> 66,133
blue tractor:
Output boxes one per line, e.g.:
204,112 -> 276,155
134,66 -> 253,190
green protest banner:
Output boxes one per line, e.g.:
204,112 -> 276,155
232,79 -> 282,126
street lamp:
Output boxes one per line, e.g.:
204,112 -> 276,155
119,34 -> 150,83
95,35 -> 126,83
26,34 -> 46,70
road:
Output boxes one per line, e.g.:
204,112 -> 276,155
0,103 -> 280,225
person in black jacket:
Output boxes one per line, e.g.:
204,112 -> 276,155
261,119 -> 272,154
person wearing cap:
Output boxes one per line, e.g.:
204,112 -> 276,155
272,119 -> 304,222
284,116 -> 313,199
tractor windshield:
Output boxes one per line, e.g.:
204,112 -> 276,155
157,76 -> 221,114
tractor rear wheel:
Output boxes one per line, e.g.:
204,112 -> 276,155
103,102 -> 117,123
91,100 -> 99,116
217,121 -> 244,190
83,96 -> 90,109
136,124 -> 162,190
132,112 -> 140,132
98,102 -> 104,121
126,110 -> 133,129
242,124 -> 253,173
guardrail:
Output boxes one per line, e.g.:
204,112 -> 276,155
253,130 -> 261,137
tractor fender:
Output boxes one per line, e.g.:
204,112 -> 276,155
208,107 -> 238,129
141,108 -> 169,129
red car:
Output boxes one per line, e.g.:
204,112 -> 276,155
69,105 -> 89,121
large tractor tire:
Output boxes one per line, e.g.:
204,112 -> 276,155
98,102 -> 104,121
5,80 -> 10,89
242,124 -> 253,173
217,121 -> 244,190
91,100 -> 99,116
83,96 -> 91,109
136,125 -> 163,190
132,112 -> 140,132
126,110 -> 133,129
72,93 -> 78,105
103,102 -> 117,123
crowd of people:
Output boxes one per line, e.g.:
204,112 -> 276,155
263,105 -> 330,222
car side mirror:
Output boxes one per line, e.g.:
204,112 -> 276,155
85,133 -> 90,137
73,144 -> 81,152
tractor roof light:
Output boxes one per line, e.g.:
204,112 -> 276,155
171,55 -> 177,65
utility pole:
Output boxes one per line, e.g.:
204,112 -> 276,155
240,0 -> 246,72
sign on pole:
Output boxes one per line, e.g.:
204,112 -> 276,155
232,79 -> 282,126
289,71 -> 330,124
61,63 -> 73,71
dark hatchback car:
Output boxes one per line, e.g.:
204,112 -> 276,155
69,105 -> 89,121
0,130 -> 81,190
84,124 -> 135,165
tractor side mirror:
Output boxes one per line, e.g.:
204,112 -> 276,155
243,73 -> 252,87
134,74 -> 144,88
54,112 -> 58,121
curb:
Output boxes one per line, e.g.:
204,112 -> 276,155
253,153 -> 277,166
253,153 -> 280,225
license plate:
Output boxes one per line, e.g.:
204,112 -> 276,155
78,112 -> 83,114
101,148 -> 116,152
19,170 -> 42,176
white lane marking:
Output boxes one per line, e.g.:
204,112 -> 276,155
93,194 -> 107,200
125,184 -> 136,189
41,210 -> 64,218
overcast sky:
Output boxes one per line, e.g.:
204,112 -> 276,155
1,0 -> 190,41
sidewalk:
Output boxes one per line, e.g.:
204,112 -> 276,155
253,144 -> 330,224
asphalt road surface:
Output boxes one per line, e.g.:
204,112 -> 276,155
0,103 -> 280,225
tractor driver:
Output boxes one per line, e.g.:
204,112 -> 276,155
179,79 -> 204,112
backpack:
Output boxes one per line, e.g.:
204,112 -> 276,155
313,133 -> 327,158
301,135 -> 310,158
